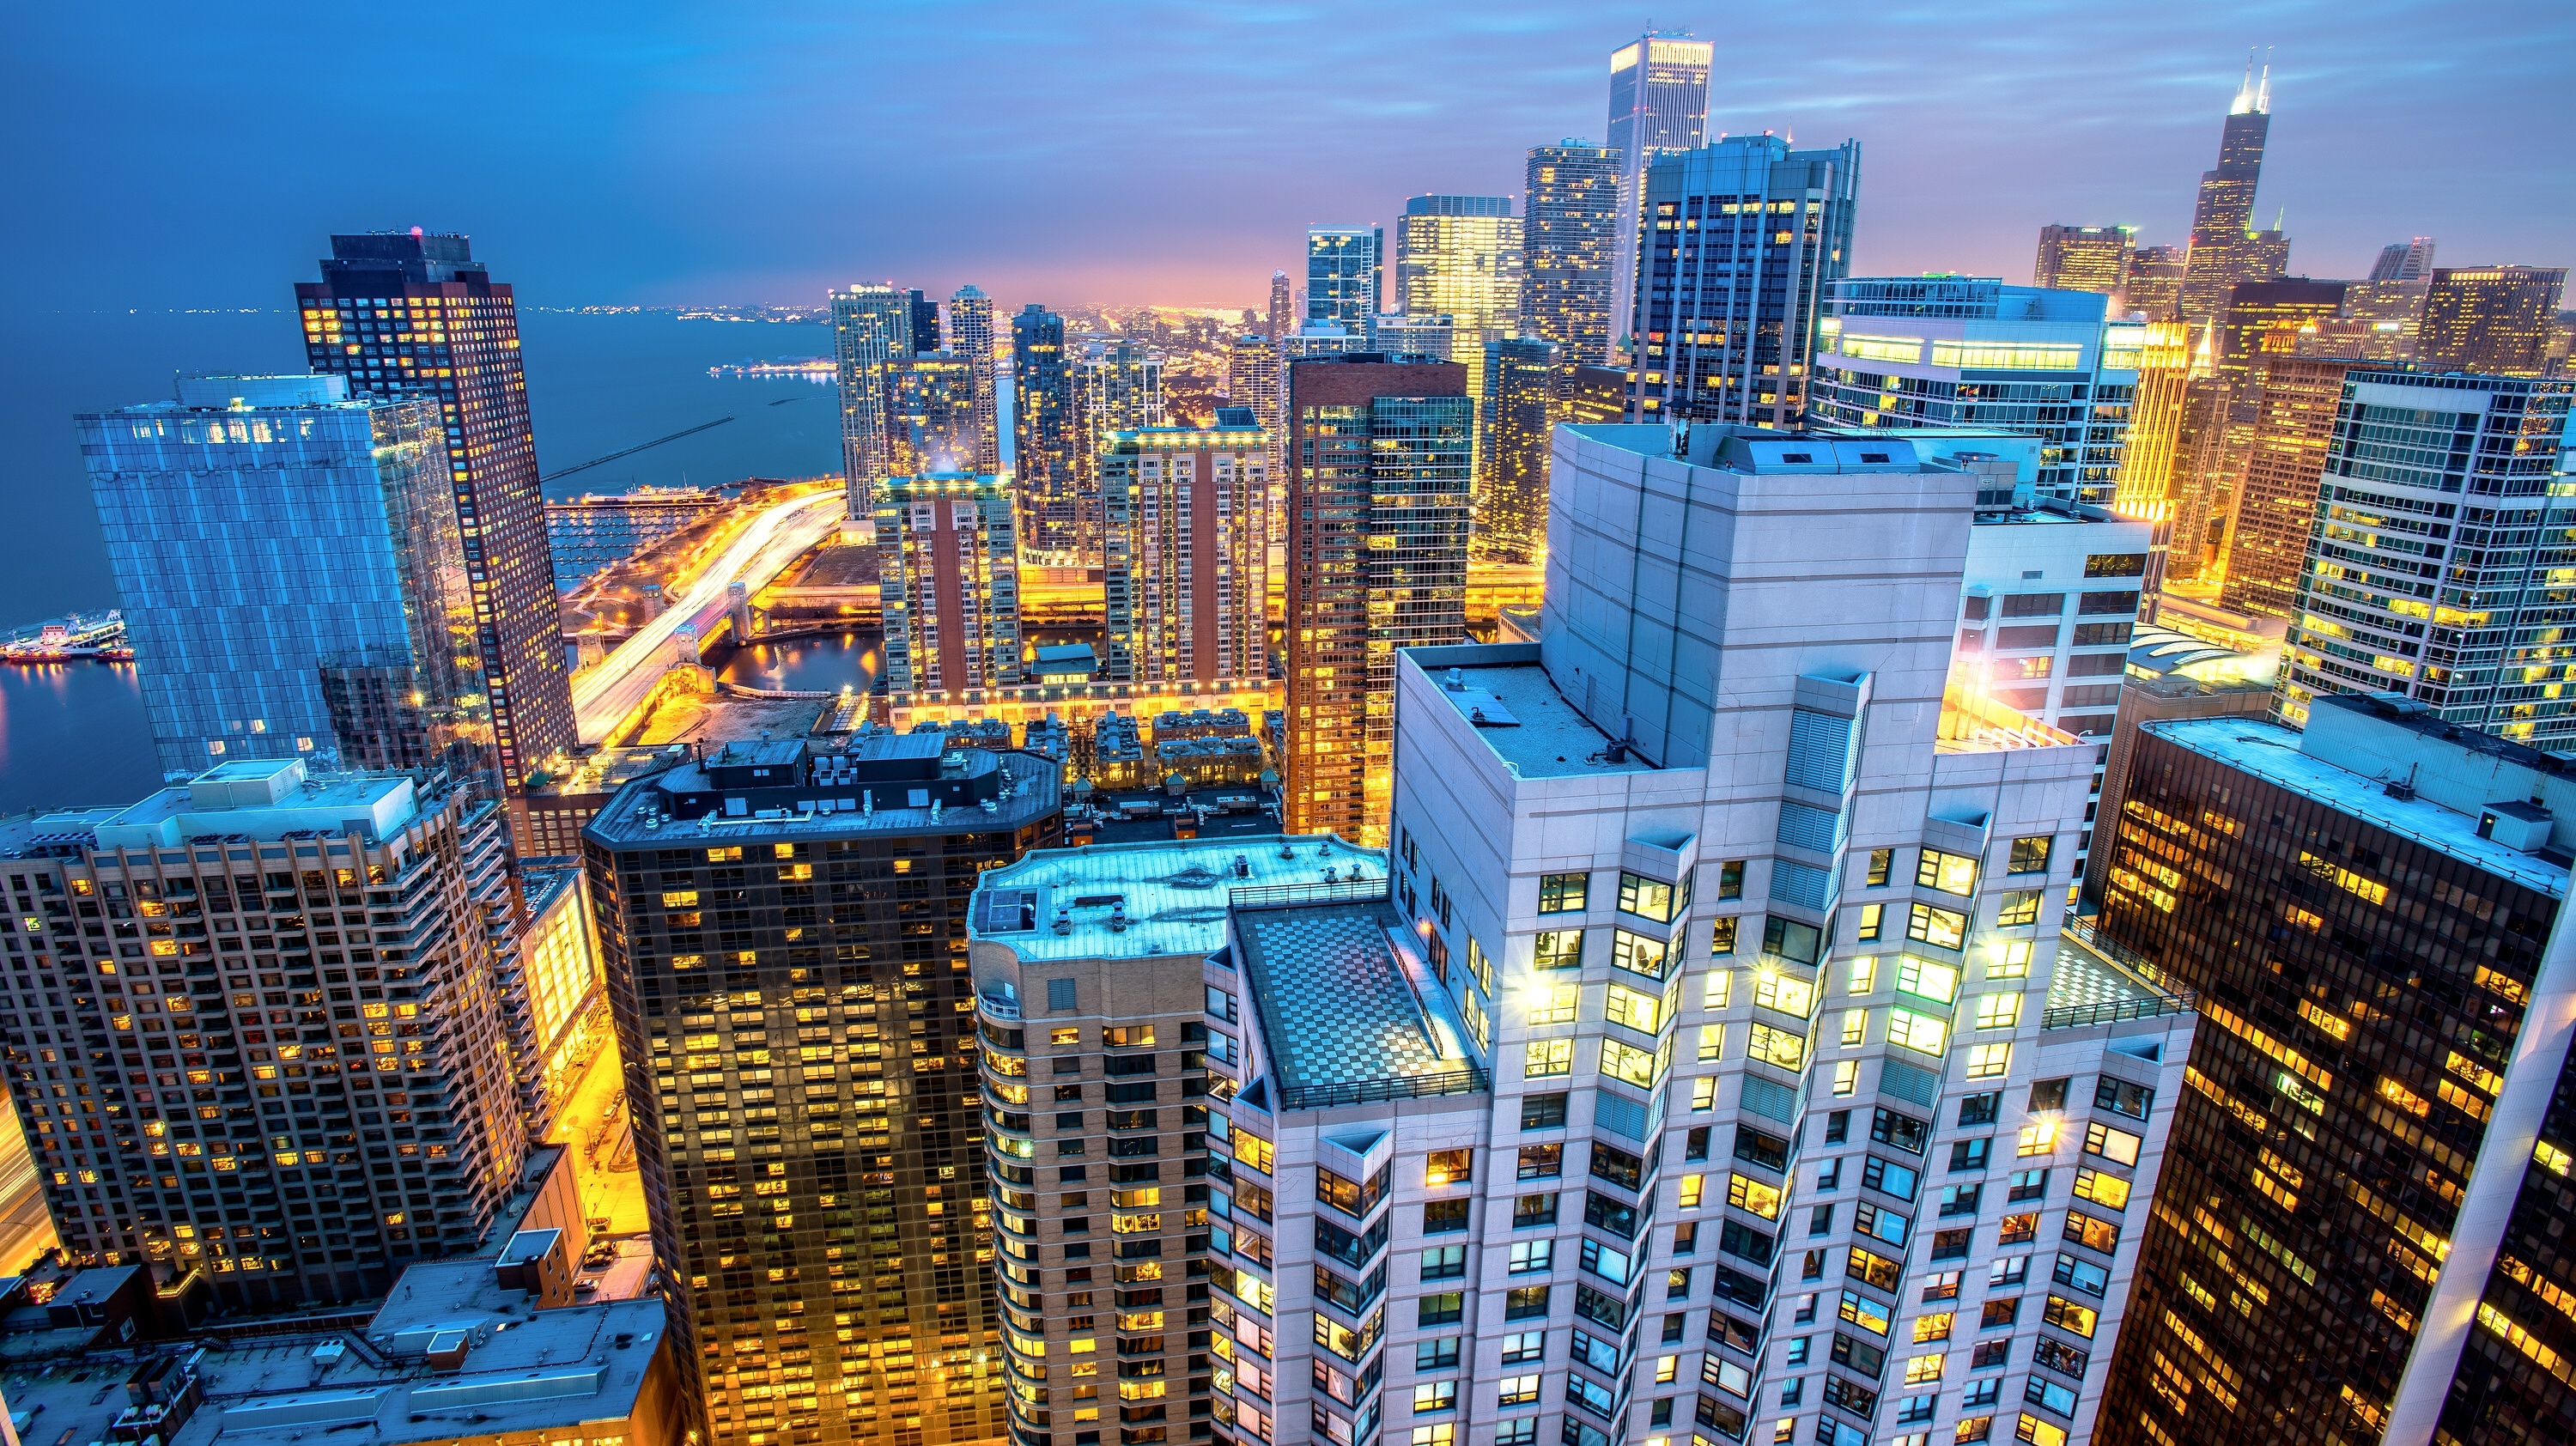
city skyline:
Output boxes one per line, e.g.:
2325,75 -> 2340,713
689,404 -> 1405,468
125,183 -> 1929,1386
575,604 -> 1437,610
9,3 -> 2575,313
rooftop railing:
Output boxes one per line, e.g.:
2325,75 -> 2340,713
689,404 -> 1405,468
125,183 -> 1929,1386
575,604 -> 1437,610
1278,1064 -> 1489,1112
1229,877 -> 1390,911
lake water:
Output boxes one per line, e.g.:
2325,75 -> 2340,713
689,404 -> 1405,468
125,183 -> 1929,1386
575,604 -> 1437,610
0,309 -> 847,812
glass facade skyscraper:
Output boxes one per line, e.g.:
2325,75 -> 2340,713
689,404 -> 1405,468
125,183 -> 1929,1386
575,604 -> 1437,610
78,374 -> 488,781
834,283 -> 914,513
1628,136 -> 1862,429
295,232 -> 577,807
2420,266 -> 2571,377
1606,33 -> 1711,360
2178,63 -> 2289,326
1011,304 -> 1078,556
1304,226 -> 1382,337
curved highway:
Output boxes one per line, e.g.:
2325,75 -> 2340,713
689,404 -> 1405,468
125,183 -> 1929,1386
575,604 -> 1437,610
572,489 -> 851,743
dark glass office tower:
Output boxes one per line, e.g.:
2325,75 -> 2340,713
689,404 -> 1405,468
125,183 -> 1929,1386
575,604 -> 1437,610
585,735 -> 1063,1446
1012,306 -> 1079,556
2091,694 -> 2576,1446
295,233 -> 577,819
2178,62 -> 2289,326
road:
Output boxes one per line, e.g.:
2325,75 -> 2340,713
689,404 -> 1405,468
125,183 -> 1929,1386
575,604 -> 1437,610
570,489 -> 849,744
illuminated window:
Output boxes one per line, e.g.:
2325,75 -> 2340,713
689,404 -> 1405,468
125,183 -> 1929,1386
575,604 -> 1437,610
1916,849 -> 1978,897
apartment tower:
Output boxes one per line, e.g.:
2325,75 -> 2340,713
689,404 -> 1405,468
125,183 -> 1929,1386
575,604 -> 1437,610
1522,142 -> 1623,366
872,473 -> 1024,697
1306,228 -> 1383,338
2419,266 -> 2571,377
1011,305 -> 1078,556
1099,413 -> 1270,686
949,284 -> 1003,473
833,283 -> 914,513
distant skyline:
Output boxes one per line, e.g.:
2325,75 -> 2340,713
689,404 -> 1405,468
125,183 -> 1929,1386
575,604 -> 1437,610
8,2 -> 2573,313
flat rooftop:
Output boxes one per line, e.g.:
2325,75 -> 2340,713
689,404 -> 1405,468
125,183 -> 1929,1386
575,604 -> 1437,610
2047,935 -> 2163,1013
1425,661 -> 1657,779
2149,716 -> 2572,896
584,747 -> 1060,848
970,834 -> 1382,963
1230,896 -> 1483,1103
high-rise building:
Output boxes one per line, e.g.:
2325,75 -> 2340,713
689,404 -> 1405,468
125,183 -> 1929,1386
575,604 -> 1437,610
908,289 -> 943,354
2216,354 -> 2366,620
1627,135 -> 1862,428
832,283 -> 914,513
2033,225 -> 2136,295
1267,269 -> 1292,337
581,734 -> 1065,1446
2420,266 -> 2571,376
1072,341 -> 1165,481
2278,369 -> 2575,744
1396,196 -> 1526,353
2371,234 -> 2438,281
79,374 -> 488,782
0,757 -> 528,1304
2117,245 -> 2187,319
2090,695 -> 2576,1446
296,231 -> 577,801
1099,413 -> 1269,686
1477,335 -> 1558,563
2177,279 -> 2349,578
1226,334 -> 1287,553
2211,278 -> 2348,400
1012,304 -> 1078,556
1606,33 -> 1712,358
2297,276 -> 2429,364
1305,227 -> 1383,337
1364,422 -> 2188,1446
2178,60 -> 2289,325
1282,357 -> 1472,845
872,471 -> 1024,696
1522,141 -> 1622,365
1373,312 -> 1455,364
2108,320 -> 2201,591
890,353 -> 981,477
949,284 -> 1002,473
1807,277 -> 2142,506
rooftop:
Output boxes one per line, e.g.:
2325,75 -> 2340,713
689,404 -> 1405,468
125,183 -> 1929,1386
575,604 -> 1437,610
583,744 -> 1059,848
2148,715 -> 2573,896
1230,896 -> 1485,1108
969,834 -> 1382,963
1422,660 -> 1656,778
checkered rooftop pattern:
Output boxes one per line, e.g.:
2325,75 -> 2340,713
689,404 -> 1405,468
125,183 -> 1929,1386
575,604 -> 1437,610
2047,936 -> 2160,1012
1235,900 -> 1454,1094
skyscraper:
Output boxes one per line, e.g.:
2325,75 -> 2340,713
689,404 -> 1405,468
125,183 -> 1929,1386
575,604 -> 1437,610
1011,304 -> 1078,555
2108,320 -> 2203,592
2090,695 -> 2576,1446
1395,195 -> 1525,367
1226,333 -> 1286,552
581,736 -> 1065,1446
2298,276 -> 2429,364
2216,353 -> 2366,620
872,472 -> 1024,696
1606,33 -> 1712,359
949,284 -> 1002,472
1282,357 -> 1472,845
2117,246 -> 2188,319
832,283 -> 913,513
1267,269 -> 1292,338
79,374 -> 487,781
1522,141 -> 1623,365
1066,343 -> 1167,568
1807,276 -> 2142,506
907,289 -> 943,353
889,352 -> 981,476
2370,235 -> 2438,281
0,756 -> 527,1304
1476,335 -> 1558,563
1305,227 -> 1383,337
1099,414 -> 1269,685
2178,59 -> 2289,325
2032,225 -> 2136,295
1629,135 -> 1862,428
2420,265 -> 2570,376
2278,369 -> 2576,745
296,231 -> 576,803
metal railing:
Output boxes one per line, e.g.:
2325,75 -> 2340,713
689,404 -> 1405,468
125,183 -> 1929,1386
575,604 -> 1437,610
977,992 -> 1022,1021
2040,993 -> 2197,1030
1230,877 -> 1390,911
1277,1065 -> 1489,1112
2060,914 -> 2184,994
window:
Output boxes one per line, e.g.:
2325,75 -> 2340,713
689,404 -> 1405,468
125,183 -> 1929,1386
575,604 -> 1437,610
1995,890 -> 2042,927
1966,1043 -> 2013,1079
1753,969 -> 1817,1018
1678,1173 -> 1705,1209
1718,860 -> 1746,899
2083,1121 -> 2142,1166
1698,1024 -> 1725,1062
1425,1149 -> 1473,1187
1522,1092 -> 1569,1129
1897,956 -> 1959,1005
2008,1169 -> 2049,1202
2071,1170 -> 2129,1211
1495,1422 -> 1536,1446
1514,1192 -> 1558,1227
2002,592 -> 2064,617
1710,917 -> 1739,957
1498,1375 -> 1540,1406
2041,1295 -> 2098,1338
1612,929 -> 1670,981
1420,1245 -> 1466,1279
1686,1127 -> 1712,1162
1916,849 -> 1978,897
2007,836 -> 2054,875
1862,1156 -> 1919,1200
1888,1009 -> 1949,1056
2083,552 -> 2147,578
1601,1037 -> 1662,1087
1867,849 -> 1893,887
1728,1173 -> 1783,1218
1832,1060 -> 1859,1096
1691,1076 -> 1718,1112
1857,902 -> 1885,941
1991,940 -> 2034,979
1412,1380 -> 1456,1415
1871,1108 -> 1930,1155
1524,1039 -> 1571,1078
1939,1183 -> 1983,1218
1509,1240 -> 1554,1274
2094,1078 -> 2154,1121
1981,1297 -> 2021,1329
1592,1141 -> 1648,1189
1855,1201 -> 1911,1247
1619,872 -> 1678,922
1048,978 -> 1078,1012
1950,1139 -> 1991,1172
1539,872 -> 1589,914
2053,1252 -> 2111,1298
1050,1026 -> 1082,1046
1840,1010 -> 1868,1048
1764,915 -> 1822,964
1424,1199 -> 1469,1234
1504,1285 -> 1551,1320
2063,1212 -> 2119,1255
1826,1111 -> 1852,1144
1922,1271 -> 1961,1302
1415,1336 -> 1460,1370
1971,993 -> 2021,1031
1906,903 -> 1967,951
1417,1292 -> 1464,1326
1517,1145 -> 1563,1179
2029,1078 -> 2070,1111
1534,930 -> 1583,971
1500,1329 -> 1545,1364
1528,986 -> 1579,1026
2000,1213 -> 2039,1245
1749,1023 -> 1807,1070
1838,1289 -> 1892,1337
1607,982 -> 1668,1034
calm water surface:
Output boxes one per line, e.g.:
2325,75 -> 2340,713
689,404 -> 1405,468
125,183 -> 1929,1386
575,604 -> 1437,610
716,633 -> 884,694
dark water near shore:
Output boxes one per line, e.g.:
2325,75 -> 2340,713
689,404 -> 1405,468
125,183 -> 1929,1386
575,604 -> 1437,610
714,633 -> 884,694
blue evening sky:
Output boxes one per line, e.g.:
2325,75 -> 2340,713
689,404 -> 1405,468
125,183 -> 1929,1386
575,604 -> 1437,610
9,1 -> 2570,312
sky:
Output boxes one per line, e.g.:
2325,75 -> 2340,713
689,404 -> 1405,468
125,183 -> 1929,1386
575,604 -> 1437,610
8,0 -> 2573,313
